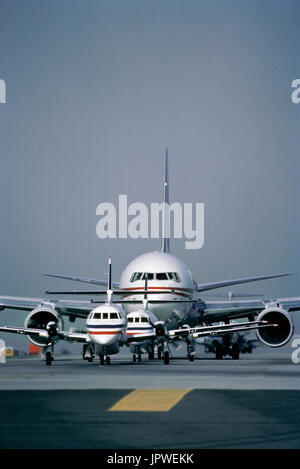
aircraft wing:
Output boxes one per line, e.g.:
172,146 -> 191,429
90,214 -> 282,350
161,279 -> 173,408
43,273 -> 120,289
0,296 -> 93,319
197,273 -> 290,292
201,297 -> 300,323
58,330 -> 89,342
0,325 -> 49,338
0,325 -> 89,343
168,319 -> 278,340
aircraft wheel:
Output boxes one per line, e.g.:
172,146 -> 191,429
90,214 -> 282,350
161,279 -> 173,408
215,344 -> 223,360
82,344 -> 88,360
106,356 -> 111,365
163,351 -> 170,365
46,352 -> 52,366
99,355 -> 105,365
88,357 -> 93,363
138,354 -> 142,362
188,355 -> 195,362
133,354 -> 136,362
232,344 -> 240,360
148,351 -> 154,360
158,348 -> 162,360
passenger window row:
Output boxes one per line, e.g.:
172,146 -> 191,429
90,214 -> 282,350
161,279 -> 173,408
128,317 -> 149,323
90,312 -> 120,320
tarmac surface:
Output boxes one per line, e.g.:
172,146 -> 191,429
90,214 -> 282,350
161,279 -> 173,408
0,346 -> 300,449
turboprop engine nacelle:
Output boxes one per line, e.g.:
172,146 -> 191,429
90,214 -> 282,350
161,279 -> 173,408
24,306 -> 64,346
256,307 -> 294,347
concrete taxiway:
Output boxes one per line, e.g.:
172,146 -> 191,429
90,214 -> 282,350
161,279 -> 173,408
0,346 -> 299,449
0,345 -> 299,390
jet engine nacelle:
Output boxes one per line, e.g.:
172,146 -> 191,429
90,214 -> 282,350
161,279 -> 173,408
256,307 -> 294,347
24,306 -> 64,346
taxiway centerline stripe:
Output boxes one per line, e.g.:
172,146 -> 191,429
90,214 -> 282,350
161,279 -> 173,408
109,388 -> 192,412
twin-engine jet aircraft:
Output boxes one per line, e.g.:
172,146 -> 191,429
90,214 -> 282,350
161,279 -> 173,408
0,149 -> 299,365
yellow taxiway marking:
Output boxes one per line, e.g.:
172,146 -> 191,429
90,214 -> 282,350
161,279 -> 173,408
109,389 -> 192,412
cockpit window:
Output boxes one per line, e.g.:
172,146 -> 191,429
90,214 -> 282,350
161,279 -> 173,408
167,272 -> 181,282
128,317 -> 133,322
134,317 -> 140,323
93,313 -> 101,319
102,313 -> 108,319
130,272 -> 153,282
174,273 -> 181,282
130,272 -> 181,282
141,273 -> 154,280
156,272 -> 168,280
130,272 -> 143,282
110,312 -> 118,319
141,317 -> 148,323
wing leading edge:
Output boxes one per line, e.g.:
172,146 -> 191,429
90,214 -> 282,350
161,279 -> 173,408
197,272 -> 291,292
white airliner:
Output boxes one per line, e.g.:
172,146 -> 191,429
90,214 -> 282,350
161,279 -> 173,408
0,149 -> 299,365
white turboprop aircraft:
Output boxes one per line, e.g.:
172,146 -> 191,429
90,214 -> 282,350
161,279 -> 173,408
0,149 -> 299,365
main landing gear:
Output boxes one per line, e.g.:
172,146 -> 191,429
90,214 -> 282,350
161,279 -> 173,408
231,344 -> 240,360
187,343 -> 196,362
44,345 -> 54,366
83,344 -> 95,363
163,350 -> 170,365
215,342 -> 240,360
45,351 -> 53,366
148,344 -> 155,360
157,344 -> 170,364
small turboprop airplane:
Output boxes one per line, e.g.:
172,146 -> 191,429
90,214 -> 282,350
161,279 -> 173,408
126,273 -> 157,362
0,149 -> 299,365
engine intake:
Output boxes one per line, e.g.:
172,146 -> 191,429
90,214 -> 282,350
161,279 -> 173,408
256,307 -> 293,347
24,306 -> 63,346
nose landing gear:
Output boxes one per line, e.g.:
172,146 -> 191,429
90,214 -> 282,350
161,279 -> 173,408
99,353 -> 111,365
133,353 -> 142,362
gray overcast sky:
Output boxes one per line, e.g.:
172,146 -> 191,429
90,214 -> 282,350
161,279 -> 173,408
0,0 -> 299,349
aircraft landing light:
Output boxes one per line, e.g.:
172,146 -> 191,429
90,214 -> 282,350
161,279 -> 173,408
109,388 -> 192,412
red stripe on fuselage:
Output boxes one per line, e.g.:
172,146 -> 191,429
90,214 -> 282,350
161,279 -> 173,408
121,286 -> 195,293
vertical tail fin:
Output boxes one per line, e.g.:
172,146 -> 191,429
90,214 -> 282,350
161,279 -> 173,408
161,147 -> 170,253
106,257 -> 113,304
108,257 -> 112,291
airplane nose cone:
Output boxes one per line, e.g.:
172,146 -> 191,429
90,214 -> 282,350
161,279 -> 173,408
88,331 -> 122,346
